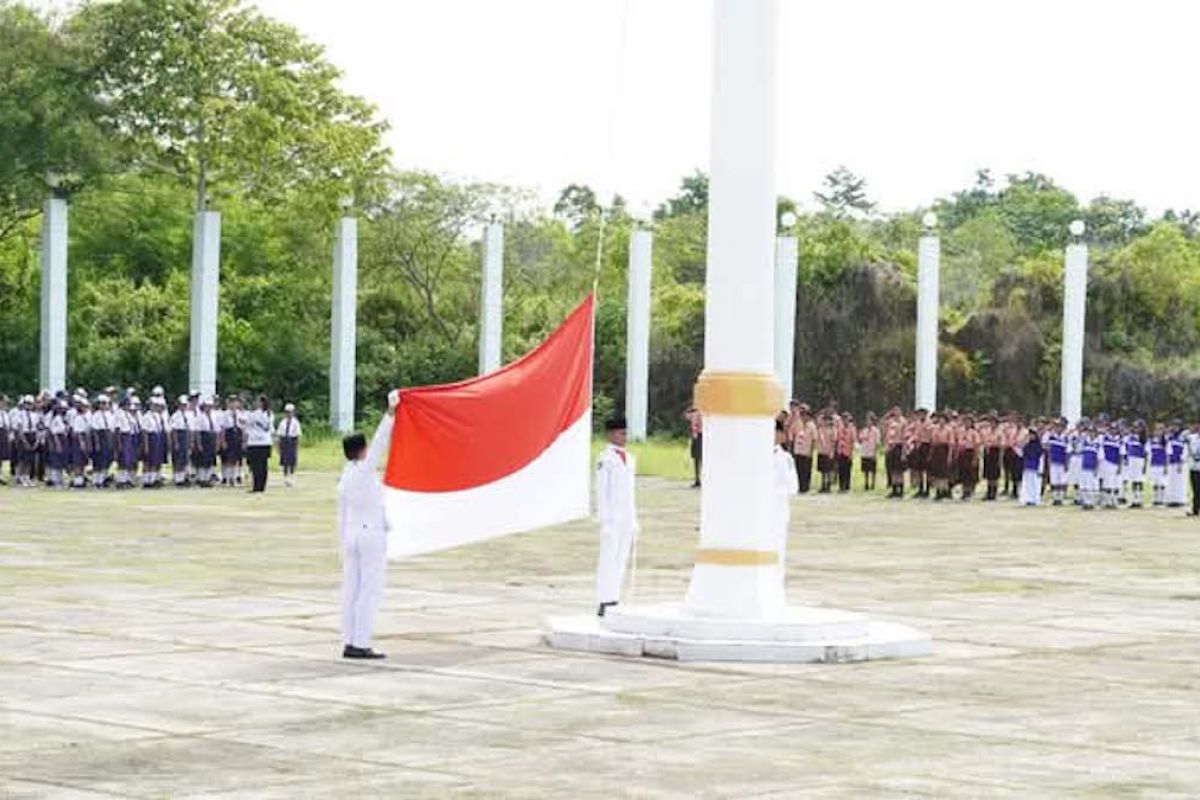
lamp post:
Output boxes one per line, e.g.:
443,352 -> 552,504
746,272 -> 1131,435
330,195 -> 358,432
1061,219 -> 1088,423
189,196 -> 221,397
774,211 -> 799,401
39,172 -> 69,392
914,211 -> 940,411
625,218 -> 653,441
478,216 -> 505,375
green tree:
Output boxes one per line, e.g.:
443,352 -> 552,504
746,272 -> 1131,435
814,166 -> 875,218
993,172 -> 1079,254
552,184 -> 599,229
0,2 -> 106,242
654,170 -> 708,220
1084,195 -> 1146,248
72,0 -> 390,212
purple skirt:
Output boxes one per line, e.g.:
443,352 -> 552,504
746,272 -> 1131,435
92,434 -> 114,470
118,433 -> 140,469
171,430 -> 190,469
46,434 -> 67,470
278,436 -> 298,468
69,436 -> 89,469
193,431 -> 217,468
222,427 -> 243,462
145,432 -> 166,469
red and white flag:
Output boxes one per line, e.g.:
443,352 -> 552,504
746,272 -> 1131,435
384,295 -> 594,559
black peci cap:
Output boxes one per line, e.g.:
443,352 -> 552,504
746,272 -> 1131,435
605,416 -> 628,431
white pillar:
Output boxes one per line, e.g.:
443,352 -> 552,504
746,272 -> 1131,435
625,228 -> 653,441
684,0 -> 785,620
330,215 -> 358,433
1061,221 -> 1088,424
188,210 -> 221,398
914,217 -> 940,411
773,234 -> 799,401
478,222 -> 504,374
39,196 -> 68,392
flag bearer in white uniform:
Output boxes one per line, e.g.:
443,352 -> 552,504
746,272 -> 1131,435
594,416 -> 639,617
774,417 -> 799,583
337,390 -> 398,660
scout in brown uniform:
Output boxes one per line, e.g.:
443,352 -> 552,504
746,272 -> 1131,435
929,412 -> 952,500
836,413 -> 856,493
858,412 -> 880,492
958,415 -> 981,500
684,406 -> 703,488
815,413 -> 837,494
790,403 -> 816,494
981,413 -> 1002,501
883,407 -> 906,498
1005,414 -> 1024,499
909,409 -> 932,498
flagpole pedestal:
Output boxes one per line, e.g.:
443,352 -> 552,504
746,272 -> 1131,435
546,605 -> 930,663
547,0 -> 929,665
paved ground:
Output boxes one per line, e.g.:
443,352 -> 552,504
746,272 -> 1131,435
3,473 -> 1200,798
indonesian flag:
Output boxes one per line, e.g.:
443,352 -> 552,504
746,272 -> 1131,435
384,295 -> 594,559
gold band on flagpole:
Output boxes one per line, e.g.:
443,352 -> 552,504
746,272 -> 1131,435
695,548 -> 779,566
693,371 -> 784,417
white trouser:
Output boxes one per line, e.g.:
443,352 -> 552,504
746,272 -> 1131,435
595,523 -> 635,606
1167,467 -> 1187,504
1049,463 -> 1067,487
1020,468 -> 1041,506
1080,470 -> 1098,504
340,527 -> 388,648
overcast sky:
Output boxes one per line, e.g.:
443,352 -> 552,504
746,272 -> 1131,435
40,0 -> 1200,215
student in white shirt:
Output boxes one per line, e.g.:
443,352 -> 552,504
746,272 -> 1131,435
90,394 -> 116,488
245,395 -> 275,493
115,397 -> 142,488
141,397 -> 169,488
337,391 -> 397,659
0,395 -> 10,486
169,395 -> 192,487
220,396 -> 246,487
69,398 -> 92,489
276,403 -> 303,487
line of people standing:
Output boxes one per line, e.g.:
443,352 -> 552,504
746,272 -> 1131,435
0,387 -> 304,492
774,403 -> 1200,514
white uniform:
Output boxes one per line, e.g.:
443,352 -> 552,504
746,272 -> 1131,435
90,408 -> 114,487
774,443 -> 799,580
594,443 -> 639,607
169,408 -> 190,484
337,415 -> 394,650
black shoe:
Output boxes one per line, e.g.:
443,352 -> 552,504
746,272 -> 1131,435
343,645 -> 386,660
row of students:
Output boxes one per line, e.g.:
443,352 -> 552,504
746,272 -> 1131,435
776,403 -> 1200,513
0,388 -> 302,491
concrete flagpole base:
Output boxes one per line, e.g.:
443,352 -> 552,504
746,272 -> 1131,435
545,604 -> 930,663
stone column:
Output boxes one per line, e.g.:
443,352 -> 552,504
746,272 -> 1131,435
478,221 -> 504,375
330,210 -> 358,432
684,0 -> 786,620
39,193 -> 68,392
188,210 -> 221,398
1061,220 -> 1088,423
625,227 -> 653,441
915,213 -> 940,411
773,227 -> 799,401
